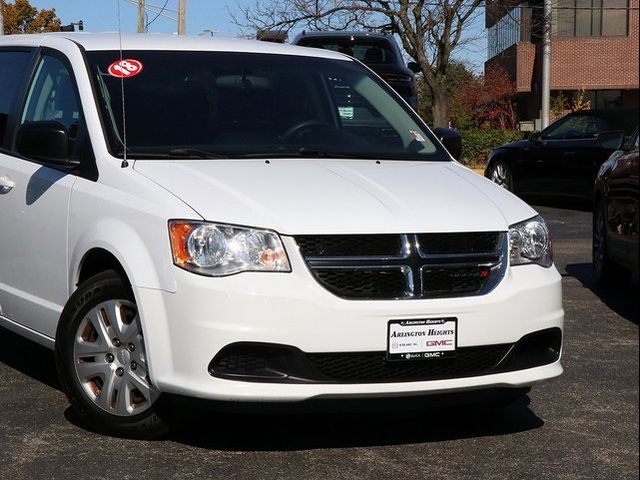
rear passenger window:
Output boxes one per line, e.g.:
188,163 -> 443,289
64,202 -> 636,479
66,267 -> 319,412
0,51 -> 33,148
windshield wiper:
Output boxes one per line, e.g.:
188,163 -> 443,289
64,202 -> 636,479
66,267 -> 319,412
119,148 -> 230,159
240,148 -> 372,159
166,148 -> 230,159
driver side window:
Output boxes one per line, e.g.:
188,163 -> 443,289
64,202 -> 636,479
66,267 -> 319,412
544,114 -> 608,140
21,54 -> 82,154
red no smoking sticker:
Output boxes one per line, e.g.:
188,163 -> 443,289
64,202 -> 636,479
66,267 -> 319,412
108,59 -> 143,78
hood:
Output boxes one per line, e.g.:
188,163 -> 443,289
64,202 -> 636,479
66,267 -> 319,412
133,159 -> 536,235
497,139 -> 532,150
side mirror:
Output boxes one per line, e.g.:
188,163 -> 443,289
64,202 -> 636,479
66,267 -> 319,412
16,121 -> 72,164
433,127 -> 462,160
596,130 -> 625,150
407,61 -> 421,74
529,131 -> 541,143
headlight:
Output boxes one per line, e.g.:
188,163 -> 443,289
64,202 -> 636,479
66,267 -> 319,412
169,221 -> 291,276
508,215 -> 553,267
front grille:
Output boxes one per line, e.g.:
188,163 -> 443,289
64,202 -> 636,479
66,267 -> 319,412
296,233 -> 506,300
307,345 -> 512,383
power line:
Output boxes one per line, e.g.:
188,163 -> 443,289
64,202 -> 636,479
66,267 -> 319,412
145,0 -> 170,29
123,0 -> 177,22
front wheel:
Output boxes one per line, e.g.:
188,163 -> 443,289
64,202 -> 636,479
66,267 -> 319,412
593,201 -> 630,286
55,270 -> 169,438
487,160 -> 514,192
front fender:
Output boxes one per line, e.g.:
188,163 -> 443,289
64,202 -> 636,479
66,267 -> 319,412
68,218 -> 178,296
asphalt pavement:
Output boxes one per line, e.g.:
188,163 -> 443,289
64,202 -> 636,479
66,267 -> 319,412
0,204 -> 638,480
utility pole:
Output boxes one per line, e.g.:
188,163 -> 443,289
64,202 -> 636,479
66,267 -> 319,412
137,0 -> 145,33
541,0 -> 552,129
177,0 -> 186,35
0,0 -> 5,36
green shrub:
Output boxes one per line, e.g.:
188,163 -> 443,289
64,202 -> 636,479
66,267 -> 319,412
459,129 -> 525,167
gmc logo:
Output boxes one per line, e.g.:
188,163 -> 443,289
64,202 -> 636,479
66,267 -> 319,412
426,339 -> 453,347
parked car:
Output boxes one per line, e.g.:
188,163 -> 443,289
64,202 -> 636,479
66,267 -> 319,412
0,32 -> 563,438
593,128 -> 639,284
292,30 -> 420,110
485,108 -> 639,202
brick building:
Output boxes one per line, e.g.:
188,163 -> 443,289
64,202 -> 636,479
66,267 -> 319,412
485,0 -> 639,125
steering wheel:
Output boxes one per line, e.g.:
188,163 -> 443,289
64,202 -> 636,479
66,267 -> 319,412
281,120 -> 336,142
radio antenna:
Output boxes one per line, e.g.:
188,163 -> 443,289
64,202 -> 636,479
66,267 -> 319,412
116,0 -> 129,168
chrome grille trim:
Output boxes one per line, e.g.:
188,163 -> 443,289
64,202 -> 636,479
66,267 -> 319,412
297,233 -> 508,300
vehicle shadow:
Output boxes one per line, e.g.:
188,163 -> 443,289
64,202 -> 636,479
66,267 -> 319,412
0,326 -> 61,391
26,166 -> 68,206
1,326 -> 544,450
565,262 -> 639,324
152,391 -> 542,451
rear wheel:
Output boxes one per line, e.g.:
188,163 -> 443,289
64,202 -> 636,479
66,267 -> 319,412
55,270 -> 169,438
488,160 -> 513,191
593,200 -> 630,285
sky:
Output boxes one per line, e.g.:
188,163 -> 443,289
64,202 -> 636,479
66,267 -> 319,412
29,0 -> 487,71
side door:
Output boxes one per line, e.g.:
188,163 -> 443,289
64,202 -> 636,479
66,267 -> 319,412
0,49 -> 87,338
0,47 -> 37,324
537,113 -> 612,199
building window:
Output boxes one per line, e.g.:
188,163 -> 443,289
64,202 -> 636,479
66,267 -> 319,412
555,0 -> 628,36
488,7 -> 522,58
586,90 -> 623,108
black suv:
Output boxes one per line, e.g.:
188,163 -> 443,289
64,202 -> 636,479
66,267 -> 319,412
292,31 -> 419,110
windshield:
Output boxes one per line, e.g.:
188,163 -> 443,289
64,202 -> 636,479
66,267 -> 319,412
86,50 -> 447,161
296,38 -> 397,65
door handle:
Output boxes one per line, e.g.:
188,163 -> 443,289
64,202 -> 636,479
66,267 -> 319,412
0,175 -> 15,193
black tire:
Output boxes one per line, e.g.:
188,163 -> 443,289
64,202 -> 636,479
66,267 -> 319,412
487,160 -> 514,192
55,270 -> 169,439
592,201 -> 631,286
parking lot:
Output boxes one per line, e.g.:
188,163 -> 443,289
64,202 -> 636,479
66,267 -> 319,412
0,205 -> 637,480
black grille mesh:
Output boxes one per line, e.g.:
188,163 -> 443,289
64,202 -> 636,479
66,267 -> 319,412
422,267 -> 488,296
418,232 -> 500,254
315,268 -> 408,299
296,235 -> 402,257
307,345 -> 511,383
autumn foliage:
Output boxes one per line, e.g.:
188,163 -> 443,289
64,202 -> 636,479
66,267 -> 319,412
450,65 -> 518,130
1,0 -> 61,34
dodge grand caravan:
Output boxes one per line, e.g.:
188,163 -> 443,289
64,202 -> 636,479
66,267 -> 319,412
0,33 -> 563,438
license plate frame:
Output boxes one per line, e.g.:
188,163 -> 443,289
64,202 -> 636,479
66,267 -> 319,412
386,318 -> 458,361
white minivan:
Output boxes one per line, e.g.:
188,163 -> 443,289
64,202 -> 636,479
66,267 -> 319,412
0,33 -> 563,438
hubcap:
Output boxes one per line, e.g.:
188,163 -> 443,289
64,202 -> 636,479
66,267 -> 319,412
73,300 -> 158,417
491,163 -> 509,189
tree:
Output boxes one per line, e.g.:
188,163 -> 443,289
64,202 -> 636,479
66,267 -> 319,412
424,60 -> 476,127
1,0 -> 61,35
452,64 -> 518,130
230,0 -> 483,128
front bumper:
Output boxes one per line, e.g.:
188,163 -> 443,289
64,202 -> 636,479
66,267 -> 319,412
134,237 -> 564,402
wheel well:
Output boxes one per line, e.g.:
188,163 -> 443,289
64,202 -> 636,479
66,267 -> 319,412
77,249 -> 129,287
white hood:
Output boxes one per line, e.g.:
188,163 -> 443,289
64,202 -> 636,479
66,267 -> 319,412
133,159 -> 537,235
